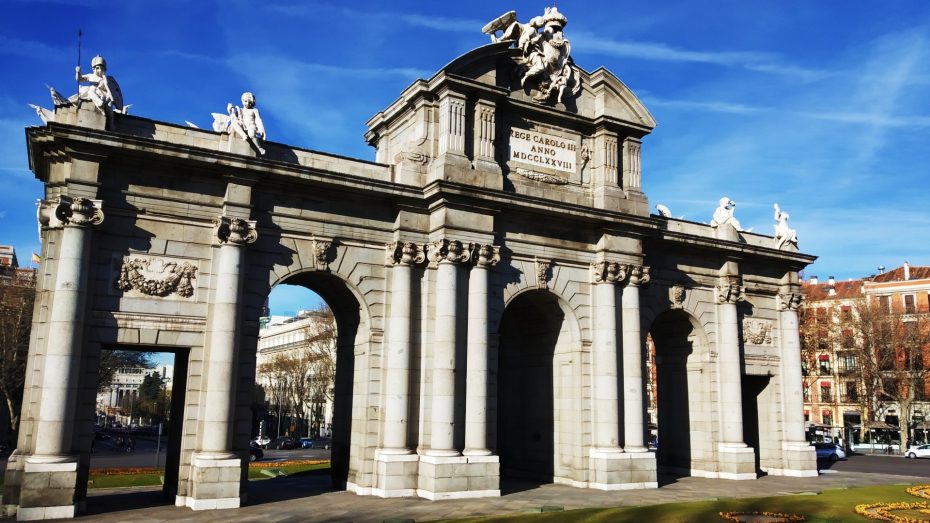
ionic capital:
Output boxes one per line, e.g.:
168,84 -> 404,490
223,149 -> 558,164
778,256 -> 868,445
214,216 -> 257,246
386,241 -> 425,266
426,239 -> 471,265
591,261 -> 627,284
42,196 -> 104,228
628,264 -> 650,287
777,291 -> 803,311
471,244 -> 500,268
716,275 -> 745,304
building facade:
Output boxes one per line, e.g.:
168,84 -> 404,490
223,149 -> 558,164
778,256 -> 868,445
801,265 -> 930,449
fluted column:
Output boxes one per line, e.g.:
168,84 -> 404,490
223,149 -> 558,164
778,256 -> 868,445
590,261 -> 625,453
381,241 -> 424,453
778,290 -> 807,444
622,265 -> 649,452
717,275 -> 746,446
464,244 -> 499,456
32,197 -> 104,462
426,239 -> 470,456
200,217 -> 256,457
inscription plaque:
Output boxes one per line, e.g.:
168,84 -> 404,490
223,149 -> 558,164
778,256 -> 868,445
509,128 -> 577,174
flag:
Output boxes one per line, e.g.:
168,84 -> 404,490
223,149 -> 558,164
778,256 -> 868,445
31,252 -> 40,264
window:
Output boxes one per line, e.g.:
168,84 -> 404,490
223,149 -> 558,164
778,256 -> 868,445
819,356 -> 831,375
904,294 -> 916,314
845,381 -> 858,402
822,411 -> 833,427
820,382 -> 832,403
878,295 -> 891,313
842,329 -> 854,348
843,353 -> 857,372
804,410 -> 810,423
803,384 -> 809,401
841,305 -> 852,322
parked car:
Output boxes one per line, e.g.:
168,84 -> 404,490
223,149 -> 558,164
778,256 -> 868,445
905,443 -> 930,459
266,436 -> 297,450
249,443 -> 264,462
299,437 -> 332,450
251,436 -> 271,448
814,442 -> 846,462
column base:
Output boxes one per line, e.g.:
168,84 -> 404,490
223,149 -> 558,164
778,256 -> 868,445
372,449 -> 419,498
417,454 -> 500,500
588,449 -> 657,490
717,444 -> 757,480
187,453 -> 242,510
17,458 -> 79,521
771,442 -> 817,477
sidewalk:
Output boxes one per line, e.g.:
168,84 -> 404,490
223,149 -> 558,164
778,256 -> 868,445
74,470 -> 927,523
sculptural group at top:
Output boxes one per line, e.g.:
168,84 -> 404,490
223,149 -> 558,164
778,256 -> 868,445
483,7 -> 582,104
710,197 -> 743,231
30,54 -> 127,130
212,92 -> 267,155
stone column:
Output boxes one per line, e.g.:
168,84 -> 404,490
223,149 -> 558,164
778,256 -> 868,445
188,217 -> 256,511
622,265 -> 649,452
464,245 -> 499,456
590,261 -> 625,454
715,274 -> 755,479
381,241 -> 424,453
426,239 -> 470,456
778,289 -> 817,476
20,197 -> 102,521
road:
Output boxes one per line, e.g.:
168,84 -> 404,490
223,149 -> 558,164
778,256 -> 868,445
89,439 -> 331,469
818,452 -> 930,477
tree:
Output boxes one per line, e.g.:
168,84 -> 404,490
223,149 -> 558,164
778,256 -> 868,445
0,268 -> 35,439
302,305 -> 336,436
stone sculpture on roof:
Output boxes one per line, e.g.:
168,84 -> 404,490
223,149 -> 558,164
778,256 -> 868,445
773,203 -> 798,249
31,54 -> 127,130
710,197 -> 743,231
213,92 -> 267,155
482,6 -> 582,104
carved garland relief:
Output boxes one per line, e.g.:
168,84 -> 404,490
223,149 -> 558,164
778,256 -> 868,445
742,318 -> 774,345
116,257 -> 198,298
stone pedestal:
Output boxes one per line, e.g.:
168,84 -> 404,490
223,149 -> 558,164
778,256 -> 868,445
417,454 -> 500,500
717,444 -> 756,480
588,449 -> 657,490
779,442 -> 818,477
182,455 -> 242,510
372,451 -> 419,498
17,460 -> 78,521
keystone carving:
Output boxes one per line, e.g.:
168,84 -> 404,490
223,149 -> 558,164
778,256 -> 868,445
386,241 -> 425,266
716,275 -> 745,304
214,217 -> 257,245
535,257 -> 552,288
742,318 -> 774,345
472,244 -> 501,268
591,261 -> 626,284
427,239 -> 472,264
310,236 -> 333,271
116,257 -> 198,298
671,284 -> 686,309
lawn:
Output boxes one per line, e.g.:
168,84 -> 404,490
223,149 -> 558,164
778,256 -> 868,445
86,460 -> 329,489
433,484 -> 930,522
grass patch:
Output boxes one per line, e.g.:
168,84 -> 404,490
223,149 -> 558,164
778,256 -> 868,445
432,484 -> 930,522
86,460 -> 330,489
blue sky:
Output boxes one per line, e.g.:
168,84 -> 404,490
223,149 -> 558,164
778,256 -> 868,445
3,1 -> 930,317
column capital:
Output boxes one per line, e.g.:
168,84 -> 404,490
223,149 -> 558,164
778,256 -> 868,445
385,240 -> 425,266
591,260 -> 627,284
214,216 -> 257,246
42,196 -> 104,228
471,243 -> 500,268
777,291 -> 803,311
628,264 -> 650,287
716,275 -> 745,304
427,238 -> 471,265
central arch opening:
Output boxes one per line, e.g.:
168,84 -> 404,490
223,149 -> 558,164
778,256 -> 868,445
256,271 -> 362,493
496,290 -> 567,485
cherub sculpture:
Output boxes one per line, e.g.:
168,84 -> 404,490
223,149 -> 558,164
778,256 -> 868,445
213,92 -> 266,155
482,7 -> 581,104
773,203 -> 798,249
710,197 -> 743,231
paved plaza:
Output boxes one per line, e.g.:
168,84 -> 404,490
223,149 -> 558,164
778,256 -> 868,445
75,469 -> 927,523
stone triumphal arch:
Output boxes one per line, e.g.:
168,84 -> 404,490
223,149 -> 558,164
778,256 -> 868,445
7,7 -> 816,520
